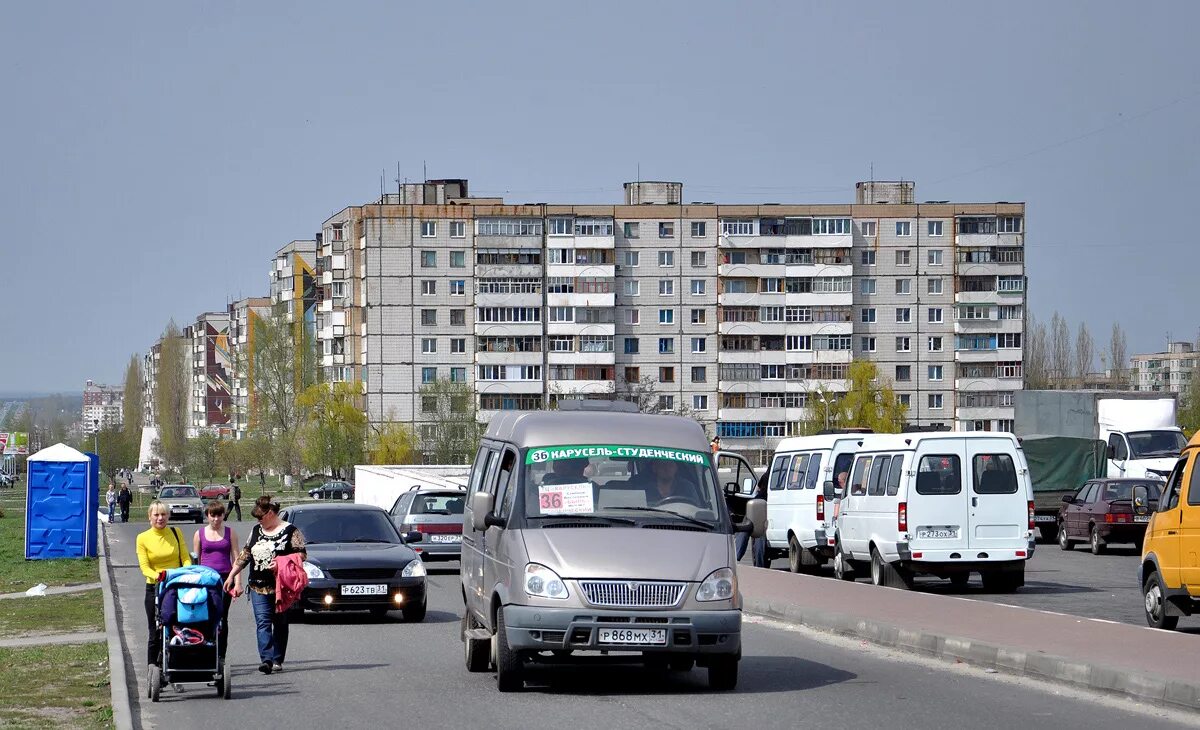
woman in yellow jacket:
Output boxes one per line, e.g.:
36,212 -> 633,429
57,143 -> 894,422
136,500 -> 191,668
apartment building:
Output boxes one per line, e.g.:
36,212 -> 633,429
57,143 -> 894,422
1132,341 -> 1197,394
228,296 -> 271,438
312,179 -> 1025,462
271,240 -> 319,328
142,340 -> 160,428
82,380 -> 123,431
184,311 -> 232,436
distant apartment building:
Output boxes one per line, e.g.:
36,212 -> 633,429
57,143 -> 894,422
228,296 -> 271,438
142,341 -> 161,428
271,240 -> 319,329
1132,341 -> 1197,394
83,380 -> 123,431
311,178 -> 1026,463
185,312 -> 232,436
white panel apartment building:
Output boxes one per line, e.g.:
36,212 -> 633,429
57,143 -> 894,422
314,179 -> 1025,463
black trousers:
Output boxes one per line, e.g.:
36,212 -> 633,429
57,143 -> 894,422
228,500 -> 242,521
144,584 -> 160,665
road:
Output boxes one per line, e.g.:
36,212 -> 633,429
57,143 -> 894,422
103,519 -> 1195,729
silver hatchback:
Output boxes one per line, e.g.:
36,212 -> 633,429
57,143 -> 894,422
460,402 -> 765,692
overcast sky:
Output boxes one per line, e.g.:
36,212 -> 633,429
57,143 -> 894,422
2,1 -> 1197,393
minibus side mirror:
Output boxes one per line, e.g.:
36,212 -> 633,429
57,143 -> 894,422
823,481 -> 840,499
470,492 -> 494,531
1132,486 -> 1149,515
1061,495 -> 1074,504
744,499 -> 767,538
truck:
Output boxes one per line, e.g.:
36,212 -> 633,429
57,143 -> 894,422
1014,390 -> 1184,541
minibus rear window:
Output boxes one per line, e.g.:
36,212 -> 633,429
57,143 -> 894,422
916,455 -> 961,495
804,454 -> 823,489
769,455 -> 790,491
786,454 -> 809,490
885,457 -> 904,496
972,454 -> 1018,494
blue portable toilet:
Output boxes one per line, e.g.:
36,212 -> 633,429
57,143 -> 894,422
26,443 -> 97,559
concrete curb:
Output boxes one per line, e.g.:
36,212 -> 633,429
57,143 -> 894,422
743,596 -> 1200,712
97,522 -> 135,730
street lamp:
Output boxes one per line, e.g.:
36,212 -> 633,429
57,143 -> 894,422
93,418 -> 99,455
817,393 -> 832,431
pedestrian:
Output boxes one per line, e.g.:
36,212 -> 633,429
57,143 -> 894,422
223,496 -> 307,675
228,477 -> 242,521
117,484 -> 133,523
136,500 -> 191,669
106,484 -> 117,524
736,470 -> 770,563
193,501 -> 241,664
710,436 -> 721,455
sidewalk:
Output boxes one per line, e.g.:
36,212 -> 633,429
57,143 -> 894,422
739,567 -> 1200,711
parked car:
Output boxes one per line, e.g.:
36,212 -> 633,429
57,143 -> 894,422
309,481 -> 354,500
279,503 -> 427,621
389,486 -> 467,561
156,485 -> 205,523
1057,478 -> 1160,554
198,484 -> 230,499
1139,432 -> 1200,630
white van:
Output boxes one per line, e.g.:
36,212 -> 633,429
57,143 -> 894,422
834,432 -> 1035,592
764,434 -> 861,572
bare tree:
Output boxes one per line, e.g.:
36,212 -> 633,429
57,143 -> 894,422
1024,312 -> 1050,389
1107,323 -> 1128,386
155,321 -> 190,469
1049,312 -> 1073,386
1074,322 -> 1095,381
122,354 -> 144,442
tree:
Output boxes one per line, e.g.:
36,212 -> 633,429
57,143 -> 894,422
367,421 -> 420,465
298,382 -> 367,478
806,360 -> 906,433
185,431 -> 221,481
249,311 -> 320,479
1179,369 -> 1200,437
418,379 -> 483,464
122,354 -> 144,441
95,425 -> 137,488
155,322 -> 190,469
1074,322 -> 1096,380
1107,323 -> 1129,386
1024,312 -> 1050,389
217,436 -> 249,480
1049,312 -> 1073,386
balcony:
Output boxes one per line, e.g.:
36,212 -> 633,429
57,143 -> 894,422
548,351 -> 614,365
546,291 -> 615,309
718,262 -> 782,279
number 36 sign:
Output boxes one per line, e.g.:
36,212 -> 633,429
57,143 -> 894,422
536,483 -> 593,515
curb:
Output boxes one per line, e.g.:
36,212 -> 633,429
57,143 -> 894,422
97,522 -> 135,730
742,596 -> 1200,712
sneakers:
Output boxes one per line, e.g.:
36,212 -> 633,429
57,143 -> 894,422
258,661 -> 272,675
272,662 -> 283,672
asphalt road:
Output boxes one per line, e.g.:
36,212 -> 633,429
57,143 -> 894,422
105,519 -> 1195,729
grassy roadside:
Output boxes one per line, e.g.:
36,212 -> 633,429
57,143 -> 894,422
0,589 -> 105,637
0,643 -> 112,729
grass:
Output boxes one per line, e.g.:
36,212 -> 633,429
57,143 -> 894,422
0,589 -> 104,637
0,642 -> 112,729
0,491 -> 99,594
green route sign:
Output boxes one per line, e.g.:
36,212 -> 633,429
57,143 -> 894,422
525,444 -> 709,466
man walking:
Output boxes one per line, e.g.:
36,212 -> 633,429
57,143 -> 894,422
228,477 -> 243,521
116,484 -> 133,523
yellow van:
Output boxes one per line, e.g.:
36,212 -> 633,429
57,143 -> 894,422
1138,431 -> 1200,630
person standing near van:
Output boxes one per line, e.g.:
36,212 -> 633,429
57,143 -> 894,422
136,501 -> 191,668
193,500 -> 241,664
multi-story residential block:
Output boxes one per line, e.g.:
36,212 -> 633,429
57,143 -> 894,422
309,178 -> 1025,464
82,380 -> 123,431
142,340 -> 161,428
184,312 -> 232,436
228,296 -> 271,438
271,240 -> 319,328
1132,341 -> 1197,394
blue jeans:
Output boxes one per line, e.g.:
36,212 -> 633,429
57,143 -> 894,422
735,531 -> 751,561
249,591 -> 289,664
752,536 -> 768,568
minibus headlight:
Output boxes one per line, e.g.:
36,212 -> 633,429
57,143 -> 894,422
697,567 -> 736,602
525,563 -> 569,600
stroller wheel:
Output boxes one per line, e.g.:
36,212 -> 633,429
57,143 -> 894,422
149,666 -> 162,702
221,670 -> 232,699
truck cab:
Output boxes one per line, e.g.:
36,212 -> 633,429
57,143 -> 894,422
1105,428 -> 1187,481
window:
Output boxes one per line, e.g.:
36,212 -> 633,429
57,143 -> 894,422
477,218 -> 542,236
928,336 -> 943,352
421,309 -> 437,326
659,367 -> 675,383
896,279 -> 911,295
450,338 -> 466,353
998,276 -> 1024,292
658,250 -> 675,267
450,280 -> 465,296
861,250 -> 876,266
659,279 -> 674,296
421,395 -> 437,413
690,309 -> 706,324
420,250 -> 436,268
928,249 -> 943,266
691,221 -> 707,238
813,217 -> 851,234
449,250 -> 465,267
896,221 -> 911,236
861,308 -> 876,323
997,419 -> 1014,432
860,278 -> 877,295
658,337 -> 674,354
916,455 -> 960,495
896,366 -> 911,381
691,337 -> 706,353
899,394 -> 911,407
721,219 -> 754,236
623,222 -> 640,238
548,306 -> 574,322
575,218 -> 613,236
330,281 -> 346,298
690,251 -> 707,269
626,309 -> 640,325
928,220 -> 943,237
450,221 -> 465,238
973,454 -> 1018,494
867,455 -> 890,496
691,366 -> 707,383
421,338 -> 437,354
998,305 -> 1022,320
421,221 -> 436,238
659,309 -> 674,324
624,338 -> 639,354
928,365 -> 943,381
927,278 -> 943,295
928,307 -> 943,323
420,280 -> 436,295
547,218 -> 571,236
659,222 -> 674,238
421,367 -> 437,384
623,250 -> 640,267
786,335 -> 811,351
623,280 -> 640,297
957,216 -> 997,234
690,279 -> 706,295
861,336 -> 876,353
896,307 -> 911,323
450,309 -> 465,326
895,249 -> 911,266
692,395 -> 709,411
849,456 -> 872,496
761,278 -> 783,293
999,333 -> 1022,349
999,216 -> 1022,233
928,394 -> 944,409
896,336 -> 911,352
960,305 -> 991,320
860,221 -> 877,237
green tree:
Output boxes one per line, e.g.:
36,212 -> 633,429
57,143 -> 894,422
122,354 -> 144,441
185,432 -> 221,481
217,436 -> 249,480
368,421 -> 420,465
418,379 -> 483,464
298,382 -> 367,478
806,360 -> 907,433
155,322 -> 190,469
95,425 -> 136,487
1180,371 -> 1200,437
249,311 -> 320,479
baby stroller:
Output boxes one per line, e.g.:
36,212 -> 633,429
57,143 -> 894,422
148,565 -> 231,701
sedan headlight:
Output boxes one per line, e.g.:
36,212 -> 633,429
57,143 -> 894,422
524,563 -> 568,600
696,567 -> 736,602
302,561 -> 326,580
402,559 -> 427,578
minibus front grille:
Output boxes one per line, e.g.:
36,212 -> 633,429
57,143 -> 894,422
579,580 -> 687,608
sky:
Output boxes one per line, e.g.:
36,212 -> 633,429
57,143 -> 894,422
2,1 -> 1197,393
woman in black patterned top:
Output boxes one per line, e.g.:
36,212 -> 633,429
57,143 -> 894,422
224,496 -> 306,675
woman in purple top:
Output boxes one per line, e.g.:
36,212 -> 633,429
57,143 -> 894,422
193,500 -> 242,662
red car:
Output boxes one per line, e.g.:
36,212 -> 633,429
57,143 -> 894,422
1057,478 -> 1161,554
198,484 -> 230,499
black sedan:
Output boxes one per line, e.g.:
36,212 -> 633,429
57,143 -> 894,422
279,504 -> 427,621
309,480 -> 354,500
